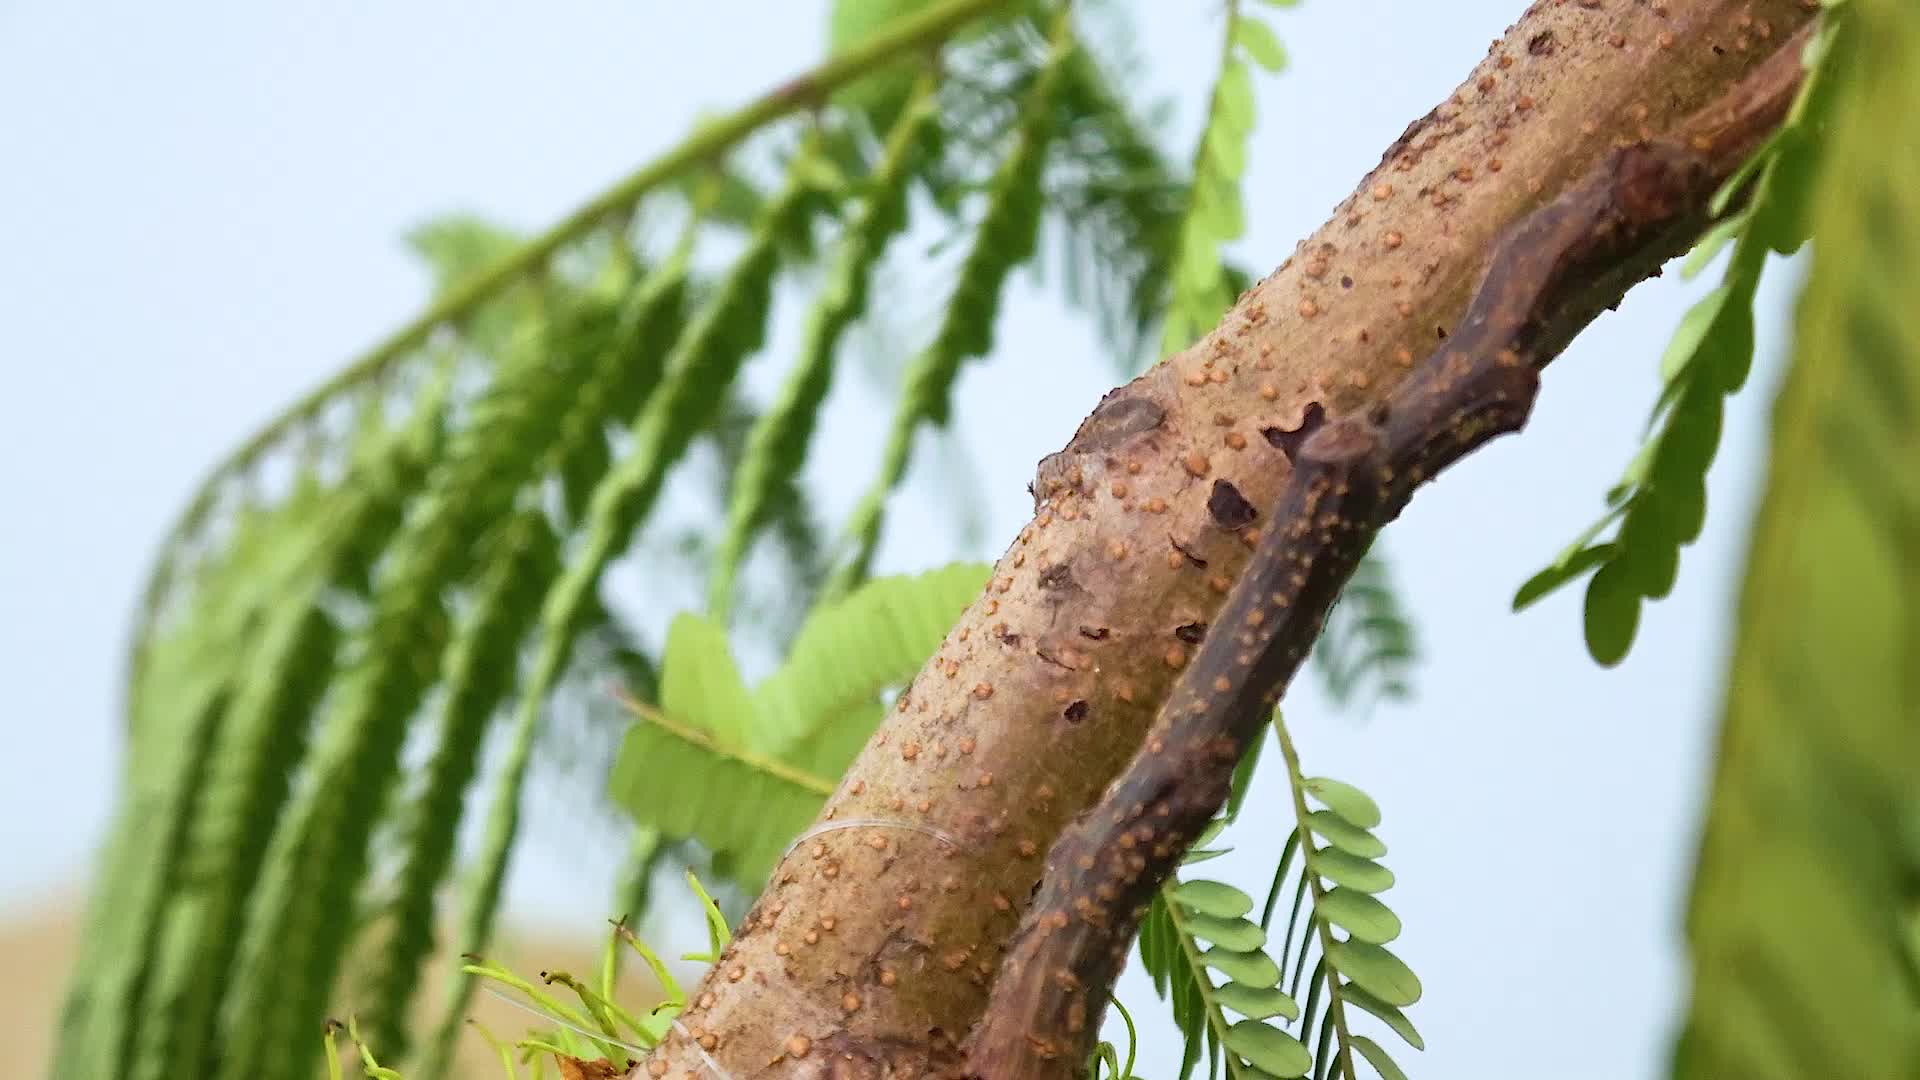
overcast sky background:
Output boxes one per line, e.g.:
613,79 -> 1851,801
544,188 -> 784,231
0,3 -> 1802,1077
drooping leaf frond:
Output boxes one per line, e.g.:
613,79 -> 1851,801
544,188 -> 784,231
361,510 -> 561,1060
101,370 -> 460,1080
418,155 -> 831,1077
825,9 -> 1075,596
1514,14 -> 1844,665
1670,3 -> 1920,1074
210,276 -> 676,1080
1158,0 -> 1287,360
708,75 -> 940,618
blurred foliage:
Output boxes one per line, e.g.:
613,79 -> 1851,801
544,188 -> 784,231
1670,1 -> 1920,1074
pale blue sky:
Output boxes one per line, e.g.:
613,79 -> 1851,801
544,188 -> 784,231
0,3 -> 1798,1077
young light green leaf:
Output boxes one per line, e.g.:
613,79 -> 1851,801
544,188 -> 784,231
1340,983 -> 1426,1051
1307,848 -> 1395,894
1213,983 -> 1300,1022
1302,778 -> 1382,829
1173,879 -> 1256,919
1350,1035 -> 1411,1080
1226,1020 -> 1311,1078
1325,942 -> 1421,1007
1234,15 -> 1288,72
1203,948 -> 1282,989
1182,912 -> 1269,952
1306,811 -> 1387,859
1316,889 -> 1402,945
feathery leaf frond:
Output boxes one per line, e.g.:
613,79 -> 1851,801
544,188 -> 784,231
1515,16 -> 1844,665
612,563 -> 990,883
826,9 -> 1075,597
709,74 -> 941,617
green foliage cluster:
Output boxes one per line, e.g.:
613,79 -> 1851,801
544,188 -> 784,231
1515,14 -> 1847,664
610,563 -> 990,883
1137,719 -> 1420,1080
1160,0 -> 1293,359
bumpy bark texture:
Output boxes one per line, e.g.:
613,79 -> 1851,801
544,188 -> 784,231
964,30 -> 1806,1073
642,2 -> 1817,1077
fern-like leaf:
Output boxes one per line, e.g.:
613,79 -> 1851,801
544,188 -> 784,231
610,562 -> 989,883
1273,717 -> 1424,1080
824,9 -> 1074,597
69,372 -> 457,1080
360,510 -> 561,1061
709,76 -> 938,617
1671,5 -> 1920,1074
211,289 -> 656,1080
416,156 -> 823,1080
1514,17 -> 1844,665
1158,0 -> 1287,359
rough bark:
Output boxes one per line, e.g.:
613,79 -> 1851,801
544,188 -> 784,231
964,32 -> 1805,1075
641,3 -> 1818,1077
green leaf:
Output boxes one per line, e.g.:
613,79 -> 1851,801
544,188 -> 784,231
1226,1020 -> 1312,1077
1512,542 -> 1615,611
1316,889 -> 1401,945
1213,983 -> 1300,1022
1302,778 -> 1382,829
1234,16 -> 1288,72
1669,7 -> 1920,1076
1182,912 -> 1269,952
1203,948 -> 1282,989
1340,983 -> 1426,1052
1582,560 -> 1641,666
1350,1035 -> 1411,1080
1325,942 -> 1421,1007
1307,848 -> 1395,894
1306,811 -> 1387,859
756,562 -> 989,773
1173,879 -> 1257,919
1659,284 -> 1735,382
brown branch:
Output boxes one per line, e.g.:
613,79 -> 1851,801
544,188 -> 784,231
961,30 -> 1805,1075
640,5 -> 1818,1078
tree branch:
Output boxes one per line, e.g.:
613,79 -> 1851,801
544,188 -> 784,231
964,33 -> 1806,1073
642,4 -> 1819,1077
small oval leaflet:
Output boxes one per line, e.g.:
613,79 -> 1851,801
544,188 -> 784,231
1306,810 -> 1387,859
1317,887 -> 1401,944
1182,911 -> 1269,952
1307,847 -> 1395,893
1340,982 -> 1426,1051
1172,878 -> 1255,919
1226,1019 -> 1312,1077
1326,941 -> 1422,1007
1352,1035 -> 1411,1080
1201,947 -> 1282,989
1213,983 -> 1300,1022
1303,776 -> 1382,828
